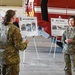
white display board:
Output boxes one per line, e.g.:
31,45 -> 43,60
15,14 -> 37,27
0,14 -> 3,27
19,17 -> 38,37
51,18 -> 68,36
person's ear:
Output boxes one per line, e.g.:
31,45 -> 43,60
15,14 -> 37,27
11,17 -> 14,20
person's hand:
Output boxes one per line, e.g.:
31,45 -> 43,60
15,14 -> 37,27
65,39 -> 72,44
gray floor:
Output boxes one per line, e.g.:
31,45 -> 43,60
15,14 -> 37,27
19,36 -> 75,75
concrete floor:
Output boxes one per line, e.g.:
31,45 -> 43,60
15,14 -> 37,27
0,36 -> 74,75
20,54 -> 65,75
19,36 -> 75,75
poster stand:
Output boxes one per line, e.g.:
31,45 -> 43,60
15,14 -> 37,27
50,18 -> 68,58
23,36 -> 39,64
19,16 -> 39,63
32,36 -> 39,60
49,36 -> 57,58
22,36 -> 27,63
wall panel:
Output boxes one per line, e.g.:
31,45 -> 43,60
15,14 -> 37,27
0,0 -> 22,6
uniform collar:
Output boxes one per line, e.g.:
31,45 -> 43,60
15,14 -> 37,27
69,26 -> 75,30
8,22 -> 13,26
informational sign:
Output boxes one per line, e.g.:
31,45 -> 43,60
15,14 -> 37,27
19,17 -> 38,37
51,18 -> 68,36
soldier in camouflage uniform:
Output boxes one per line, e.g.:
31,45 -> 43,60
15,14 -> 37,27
1,10 -> 28,75
62,16 -> 75,75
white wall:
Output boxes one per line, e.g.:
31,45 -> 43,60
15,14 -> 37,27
0,6 -> 23,17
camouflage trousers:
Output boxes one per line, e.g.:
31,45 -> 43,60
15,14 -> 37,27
2,63 -> 19,75
64,54 -> 75,75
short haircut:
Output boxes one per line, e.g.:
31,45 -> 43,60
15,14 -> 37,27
68,16 -> 75,21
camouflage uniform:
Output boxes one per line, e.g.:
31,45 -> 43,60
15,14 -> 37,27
1,22 -> 28,75
62,26 -> 75,75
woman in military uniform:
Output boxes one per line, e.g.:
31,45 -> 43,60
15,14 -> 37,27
62,16 -> 75,75
2,10 -> 28,75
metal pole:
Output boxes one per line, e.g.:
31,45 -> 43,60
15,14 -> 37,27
33,36 -> 39,60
